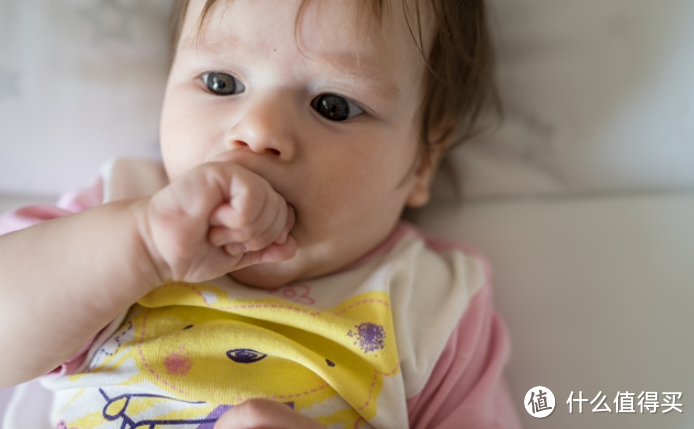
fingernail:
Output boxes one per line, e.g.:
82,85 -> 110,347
227,243 -> 247,256
277,227 -> 289,245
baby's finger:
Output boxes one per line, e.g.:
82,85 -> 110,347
274,204 -> 295,245
214,398 -> 325,429
209,226 -> 236,247
209,177 -> 272,240
213,203 -> 292,254
209,204 -> 234,228
258,235 -> 297,263
241,195 -> 288,252
211,187 -> 286,248
227,235 -> 297,269
209,203 -> 269,245
224,242 -> 248,257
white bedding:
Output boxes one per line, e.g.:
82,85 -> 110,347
415,191 -> 694,428
2,191 -> 693,429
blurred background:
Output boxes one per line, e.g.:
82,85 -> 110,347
1,0 -> 694,427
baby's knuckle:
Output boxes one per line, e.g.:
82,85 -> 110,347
241,398 -> 273,415
230,227 -> 254,243
236,193 -> 266,227
245,235 -> 270,251
234,205 -> 255,227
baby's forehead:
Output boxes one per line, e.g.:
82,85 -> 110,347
185,0 -> 429,71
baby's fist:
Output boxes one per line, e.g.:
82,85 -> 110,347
208,173 -> 295,259
138,162 -> 296,284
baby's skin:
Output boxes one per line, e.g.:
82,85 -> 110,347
0,0 -> 444,427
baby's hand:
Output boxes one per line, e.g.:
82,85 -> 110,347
137,161 -> 296,284
213,399 -> 327,429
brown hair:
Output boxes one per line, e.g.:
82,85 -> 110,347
169,0 -> 499,166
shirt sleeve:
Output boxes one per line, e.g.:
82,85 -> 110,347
0,177 -> 103,236
0,178 -> 104,375
406,284 -> 522,429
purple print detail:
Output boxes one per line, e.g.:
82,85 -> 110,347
94,321 -> 133,362
195,405 -> 233,429
56,421 -> 77,429
226,348 -> 267,364
347,323 -> 385,354
98,388 -> 216,428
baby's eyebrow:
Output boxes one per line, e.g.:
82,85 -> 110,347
322,52 -> 402,101
186,36 -> 402,101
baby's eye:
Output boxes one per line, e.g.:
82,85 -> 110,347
203,72 -> 245,96
312,94 -> 364,121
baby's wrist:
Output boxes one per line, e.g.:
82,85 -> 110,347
125,197 -> 172,289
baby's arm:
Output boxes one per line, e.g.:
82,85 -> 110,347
213,399 -> 326,429
0,161 -> 295,387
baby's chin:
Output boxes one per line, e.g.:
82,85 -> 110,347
227,262 -> 304,289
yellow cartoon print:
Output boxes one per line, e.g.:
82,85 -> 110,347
60,282 -> 400,429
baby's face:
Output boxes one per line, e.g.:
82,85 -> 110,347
160,0 -> 436,287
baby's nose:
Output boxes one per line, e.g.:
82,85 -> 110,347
227,94 -> 297,160
230,140 -> 280,156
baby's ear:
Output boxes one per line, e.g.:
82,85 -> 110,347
405,145 -> 446,208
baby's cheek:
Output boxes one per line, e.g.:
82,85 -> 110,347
160,137 -> 209,183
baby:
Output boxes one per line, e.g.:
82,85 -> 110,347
0,0 -> 520,428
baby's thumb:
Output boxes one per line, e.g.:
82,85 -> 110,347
231,235 -> 297,270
